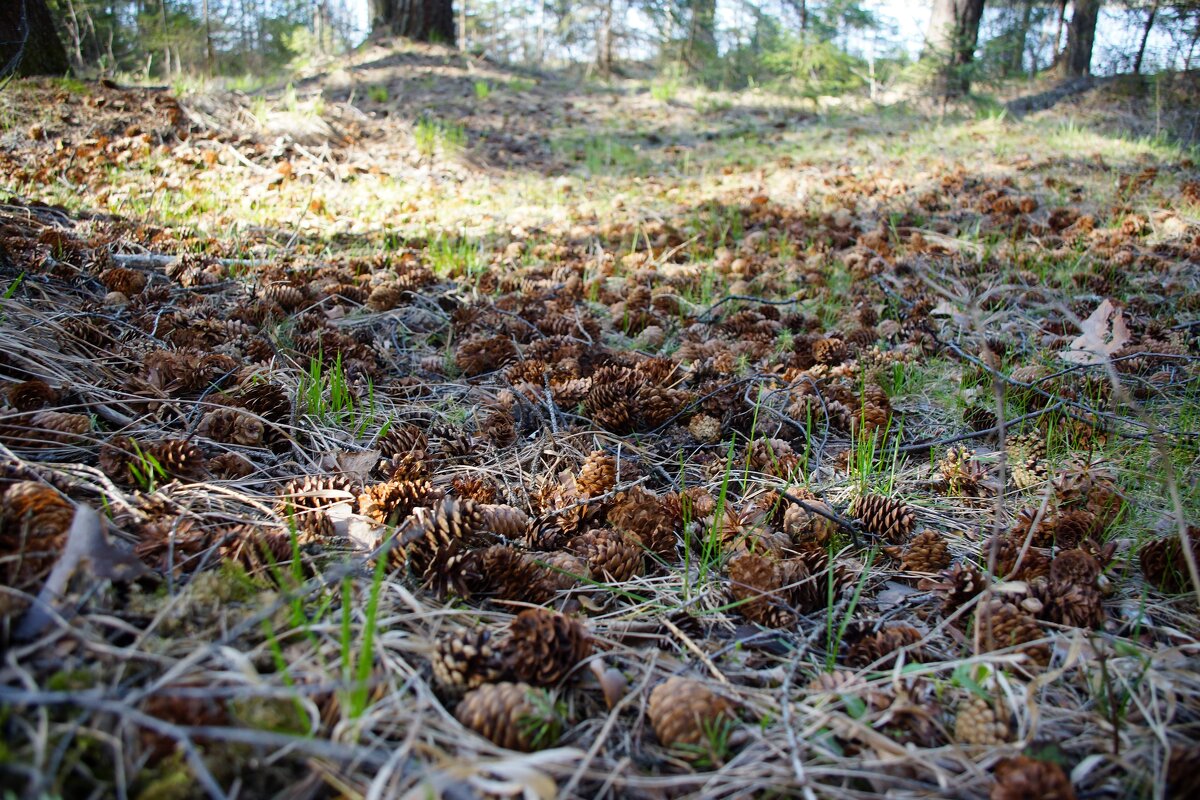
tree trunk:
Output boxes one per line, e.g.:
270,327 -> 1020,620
372,0 -> 456,45
0,0 -> 70,76
1133,0 -> 1158,75
1053,0 -> 1067,61
596,0 -> 613,76
202,0 -> 214,73
1064,0 -> 1100,77
1011,1 -> 1032,75
688,0 -> 716,67
923,0 -> 986,97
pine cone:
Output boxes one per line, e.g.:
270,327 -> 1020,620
922,562 -> 987,617
145,439 -> 207,482
647,677 -> 736,752
938,446 -> 989,497
455,335 -> 518,377
25,410 -> 91,445
983,534 -> 1050,581
954,696 -> 1008,745
569,528 -> 642,582
1167,745 -> 1200,800
455,682 -> 559,752
1139,532 -> 1200,594
846,624 -> 925,668
890,529 -> 951,573
276,474 -> 357,515
1045,509 -> 1101,549
688,413 -> 722,443
357,479 -> 437,526
233,383 -> 291,424
381,450 -> 430,482
812,337 -> 847,365
98,266 -> 148,296
7,379 -> 58,411
728,550 -> 796,628
431,627 -> 506,694
209,452 -> 255,480
262,283 -> 305,311
977,601 -> 1049,667
1,481 -> 74,585
397,498 -> 494,596
479,410 -> 517,447
783,495 -> 837,547
1045,580 -> 1105,628
608,487 -> 677,558
991,756 -> 1076,800
503,608 -> 592,687
850,493 -> 915,543
584,380 -> 639,434
480,504 -> 532,539
465,545 -> 554,603
534,551 -> 590,594
221,529 -> 297,576
1006,433 -> 1047,489
1049,548 -> 1102,585
576,450 -> 617,497
805,670 -> 866,695
376,423 -> 428,459
451,475 -> 499,505
197,407 -> 264,446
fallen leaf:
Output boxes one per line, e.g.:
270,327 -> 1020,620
1059,299 -> 1130,364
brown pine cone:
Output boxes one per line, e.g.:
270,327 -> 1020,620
381,450 -> 431,482
921,562 -> 987,617
607,487 -> 677,558
1139,532 -> 1200,594
991,756 -> 1076,800
846,624 -> 925,668
221,529 -> 297,575
376,423 -> 428,459
850,493 -> 915,543
451,475 -> 499,505
431,627 -> 506,694
1045,580 -> 1105,629
1049,548 -> 1102,585
1167,744 -> 1200,800
478,410 -> 517,447
938,446 -> 988,497
977,601 -> 1049,667
209,452 -> 255,480
455,682 -> 559,752
98,266 -> 148,296
783,494 -> 837,547
276,474 -> 358,515
1,481 -> 74,584
728,550 -> 796,628
576,450 -> 617,497
7,379 -> 58,411
1045,509 -> 1101,549
983,534 -> 1050,581
144,439 -> 207,482
357,479 -> 437,526
890,529 -> 951,573
688,413 -> 722,443
647,677 -> 736,752
812,337 -> 848,365
805,669 -> 866,695
534,551 -> 590,594
954,696 -> 1009,745
480,503 -> 532,539
1006,433 -> 1048,489
746,437 -> 800,478
295,509 -> 336,544
197,407 -> 264,446
584,380 -> 639,434
569,528 -> 642,582
233,383 -> 291,424
503,608 -> 592,686
25,410 -> 91,445
262,283 -> 305,311
397,498 -> 494,596
464,545 -> 553,603
455,335 -> 518,377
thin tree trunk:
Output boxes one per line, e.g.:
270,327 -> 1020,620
373,0 -> 456,45
202,0 -> 214,73
596,0 -> 613,76
0,0 -> 71,76
1053,0 -> 1067,62
1133,0 -> 1158,74
923,0 -> 986,97
1011,2 -> 1033,75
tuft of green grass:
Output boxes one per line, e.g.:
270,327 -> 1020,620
414,115 -> 466,158
473,80 -> 491,101
368,84 -> 389,103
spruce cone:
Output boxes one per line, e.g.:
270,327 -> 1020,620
991,756 -> 1076,800
922,562 -> 987,617
977,601 -> 1049,667
569,528 -> 642,582
503,608 -> 592,687
480,504 -> 532,539
396,498 -> 494,596
608,487 -> 677,558
576,450 -> 617,497
1045,509 -> 1102,549
25,410 -> 91,445
145,439 -> 207,482
1139,532 -> 1200,594
890,529 -> 951,573
376,423 -> 429,459
7,379 -> 58,411
954,696 -> 1009,745
812,337 -> 848,365
357,479 -> 437,526
647,677 -> 736,752
431,627 -> 506,693
850,493 -> 915,543
455,335 -> 518,377
466,545 -> 556,603
846,625 -> 925,668
1,481 -> 74,584
209,451 -> 255,480
455,682 -> 559,752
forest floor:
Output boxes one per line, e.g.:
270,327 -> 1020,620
1,41 -> 1199,800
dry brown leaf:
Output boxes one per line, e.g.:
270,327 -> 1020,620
1059,299 -> 1131,365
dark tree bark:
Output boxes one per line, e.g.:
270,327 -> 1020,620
1133,0 -> 1158,74
1064,0 -> 1100,77
0,0 -> 70,77
371,0 -> 456,45
923,0 -> 987,97
687,0 -> 716,66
